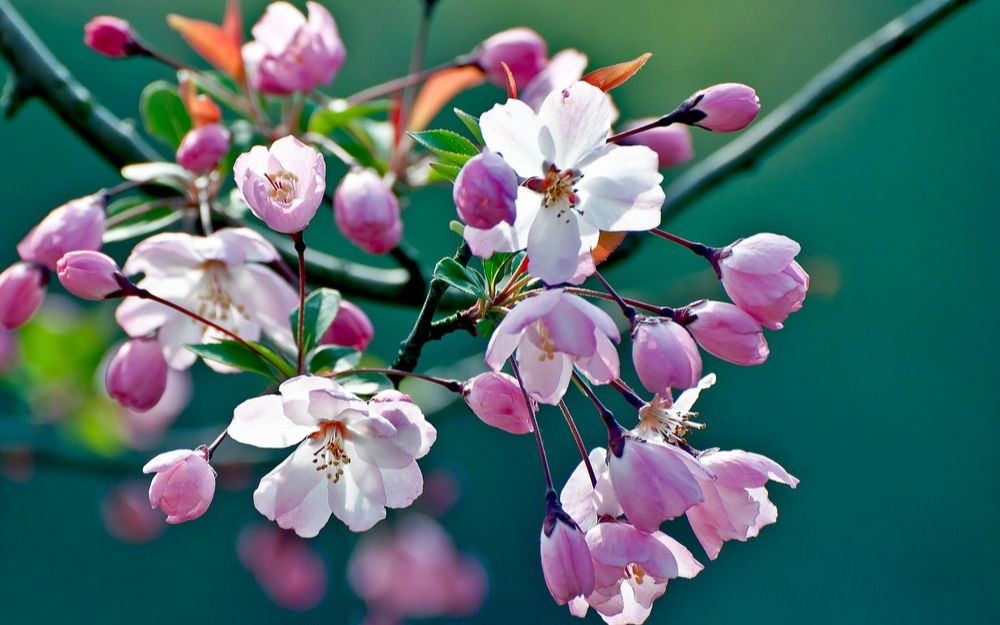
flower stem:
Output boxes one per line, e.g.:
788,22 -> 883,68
345,57 -> 472,105
561,287 -> 671,316
592,270 -> 636,323
559,400 -> 596,487
571,370 -> 616,429
610,379 -> 646,410
510,357 -> 554,491
205,429 -> 228,459
292,232 -> 307,374
327,367 -> 463,393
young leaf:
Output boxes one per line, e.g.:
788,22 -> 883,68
167,3 -> 245,83
592,231 -> 629,265
482,251 -> 524,288
408,66 -> 486,132
308,345 -> 362,375
139,81 -> 193,148
408,129 -> 479,166
290,288 -> 343,356
428,162 -> 461,183
336,372 -> 393,396
309,100 -> 393,136
103,206 -> 182,243
453,108 -> 484,145
186,341 -> 281,380
433,258 -> 488,298
582,53 -> 653,92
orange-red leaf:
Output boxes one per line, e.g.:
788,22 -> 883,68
222,0 -> 243,44
592,231 -> 628,265
500,61 -> 517,99
582,53 -> 652,92
167,13 -> 245,84
407,66 -> 486,132
180,79 -> 221,127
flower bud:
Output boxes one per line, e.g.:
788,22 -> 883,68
234,135 -> 326,234
176,123 -> 231,174
685,300 -> 768,365
540,496 -> 595,604
17,194 -> 106,271
84,16 -> 138,58
142,448 -> 216,524
618,119 -> 694,169
106,338 -> 169,412
717,233 -> 809,330
334,169 -> 402,255
318,300 -> 374,351
462,372 -> 533,435
453,151 -> 518,229
686,83 -> 760,132
478,28 -> 547,88
632,316 -> 702,394
0,263 -> 47,330
56,251 -> 123,300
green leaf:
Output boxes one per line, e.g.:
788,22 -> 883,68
336,372 -> 393,396
308,345 -> 362,375
103,206 -> 182,243
428,162 -> 461,183
290,288 -> 342,356
453,108 -> 484,145
186,341 -> 292,380
309,99 -> 393,135
449,220 -> 466,236
433,258 -> 488,298
482,251 -> 524,289
407,129 -> 479,166
139,81 -> 192,148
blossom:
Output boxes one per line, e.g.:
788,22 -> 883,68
17,194 -> 105,270
0,262 -> 47,330
238,524 -> 328,611
228,377 -> 436,536
115,228 -> 297,371
634,374 -> 715,444
486,289 -> 620,404
101,481 -> 165,544
318,300 -> 374,352
684,83 -> 760,132
333,169 -> 402,255
234,135 -> 326,234
142,447 -> 216,524
84,16 -> 137,58
617,119 -> 693,169
56,251 -> 123,300
717,233 -> 809,330
684,300 -> 768,365
462,371 -> 534,434
106,338 -> 168,412
541,496 -> 596,605
560,447 -> 623,532
453,151 -> 518,230
243,2 -> 345,95
470,81 -> 664,285
478,27 -> 547,88
176,124 -> 231,174
631,316 -> 701,394
686,449 -> 798,560
520,49 -> 588,111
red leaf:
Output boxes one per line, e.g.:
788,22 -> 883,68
592,231 -> 628,265
500,61 -> 517,99
180,79 -> 221,127
582,53 -> 652,92
407,66 -> 486,132
167,10 -> 245,84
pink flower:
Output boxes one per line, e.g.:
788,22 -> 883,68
486,289 -> 620,404
56,251 -> 123,300
234,135 -> 326,234
106,338 -> 169,412
453,151 -> 518,230
478,27 -> 547,88
229,377 -> 436,535
17,194 -> 105,270
142,447 -> 216,524
115,228 -> 296,371
470,81 -> 663,284
101,481 -> 165,544
686,449 -> 798,560
618,119 -> 693,169
84,16 -> 137,58
684,300 -> 768,365
176,124 -> 231,174
686,83 -> 760,132
243,2 -> 345,95
0,263 -> 47,330
462,371 -> 534,435
520,49 -> 588,111
631,316 -> 701,395
634,374 -> 715,446
334,169 -> 403,255
560,447 -> 623,533
541,494 -> 596,605
238,524 -> 328,611
318,300 -> 374,351
717,233 -> 809,330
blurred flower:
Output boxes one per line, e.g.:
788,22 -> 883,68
334,169 -> 402,255
631,316 -> 702,395
462,371 -> 534,434
717,233 -> 809,330
176,123 -> 231,174
478,27 -> 547,88
238,524 -> 328,611
684,300 -> 768,365
234,135 -> 326,234
119,368 -> 192,448
17,194 -> 105,271
142,447 -> 216,524
318,300 -> 374,352
83,16 -> 137,58
102,481 -> 166,543
106,338 -> 169,412
617,119 -> 693,169
685,83 -> 760,132
0,263 -> 47,330
56,251 -> 122,300
453,151 -> 518,230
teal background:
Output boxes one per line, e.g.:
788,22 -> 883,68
1,0 -> 998,623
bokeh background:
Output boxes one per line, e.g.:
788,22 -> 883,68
1,0 -> 998,623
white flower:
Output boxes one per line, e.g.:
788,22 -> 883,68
228,376 -> 436,536
467,81 -> 664,285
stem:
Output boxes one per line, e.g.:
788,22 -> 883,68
561,287 -> 669,316
558,400 -> 596,487
571,371 -> 616,428
510,357 -> 553,491
592,270 -> 636,322
610,379 -> 646,410
205,429 -> 228,459
304,132 -> 361,168
648,228 -> 712,255
346,58 -> 470,105
103,179 -> 142,197
328,367 -> 463,393
292,232 -> 307,374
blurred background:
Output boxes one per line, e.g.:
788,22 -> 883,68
1,0 -> 998,623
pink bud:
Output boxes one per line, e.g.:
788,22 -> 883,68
106,338 -> 169,412
142,448 -> 216,524
0,263 -> 47,330
319,300 -> 374,351
176,124 -> 231,174
632,316 -> 702,394
618,119 -> 694,169
234,135 -> 326,234
540,498 -> 595,604
55,251 -> 123,300
685,300 -> 768,365
462,372 -> 533,435
334,169 -> 402,255
478,28 -> 547,88
84,16 -> 138,58
717,233 -> 809,330
453,151 -> 518,229
688,83 -> 760,132
17,194 -> 106,270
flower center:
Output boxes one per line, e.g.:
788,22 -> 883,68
265,170 -> 299,204
531,320 -> 557,361
195,260 -> 249,326
625,563 -> 647,585
310,421 -> 351,483
525,163 -> 582,210
637,394 -> 705,443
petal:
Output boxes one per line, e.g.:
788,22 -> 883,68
157,315 -> 203,370
142,449 -> 195,473
380,461 -> 424,509
577,144 -> 664,231
561,447 -> 621,532
231,264 -> 297,346
527,206 -> 592,285
463,187 -> 540,257
328,453 -> 388,532
230,394 -> 314,448
115,297 -> 172,337
537,81 -> 613,170
212,227 -> 281,264
521,49 -> 588,111
576,331 -> 620,385
672,373 -> 716,415
516,340 -> 572,405
253,440 -> 333,538
480,98 -> 546,178
123,232 -> 204,277
544,298 -> 598,356
723,233 -> 801,274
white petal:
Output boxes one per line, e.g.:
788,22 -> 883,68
517,340 -> 572,405
577,144 -> 664,231
673,374 -> 716,415
381,461 -> 424,509
328,453 -> 388,532
230,394 -> 314,448
521,49 -> 588,112
480,99 -> 546,178
123,232 -> 204,277
212,227 -> 281,264
115,297 -> 172,337
527,206 -> 594,285
231,264 -> 297,345
253,440 -> 333,538
537,82 -> 613,170
463,187 -> 540,257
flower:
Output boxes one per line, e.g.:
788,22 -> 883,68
462,371 -> 534,435
17,194 -> 105,270
478,27 -> 547,88
717,233 -> 809,330
617,119 -> 693,169
684,300 -> 768,365
118,369 -> 192,448
101,481 -> 165,544
0,263 -> 47,330
228,377 -> 436,536
243,1 -> 345,95
318,300 -> 374,352
56,251 -> 123,300
541,495 -> 596,605
634,374 -> 715,444
686,449 -> 798,560
115,228 -> 297,371
84,16 -> 137,58
333,169 -> 403,255
470,81 -> 664,284
238,524 -> 328,611
142,447 -> 216,524
453,151 -> 518,230
631,316 -> 702,395
234,135 -> 326,234
106,338 -> 169,412
684,83 -> 760,132
560,447 -> 623,532
176,124 -> 231,174
486,289 -> 620,404
520,49 -> 588,111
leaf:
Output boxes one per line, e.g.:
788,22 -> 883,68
408,129 -> 479,166
103,206 -> 182,243
482,251 -> 524,288
309,100 -> 393,136
500,61 -> 518,99
408,66 -> 486,132
167,7 -> 245,83
449,220 -> 465,236
592,231 -> 628,265
186,341 -> 283,380
336,372 -> 393,396
428,162 -> 461,183
290,288 -> 342,356
453,108 -> 484,145
308,345 -> 362,375
180,77 -> 221,127
434,258 -> 488,298
121,162 -> 194,192
582,53 -> 653,92
140,81 -> 193,148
